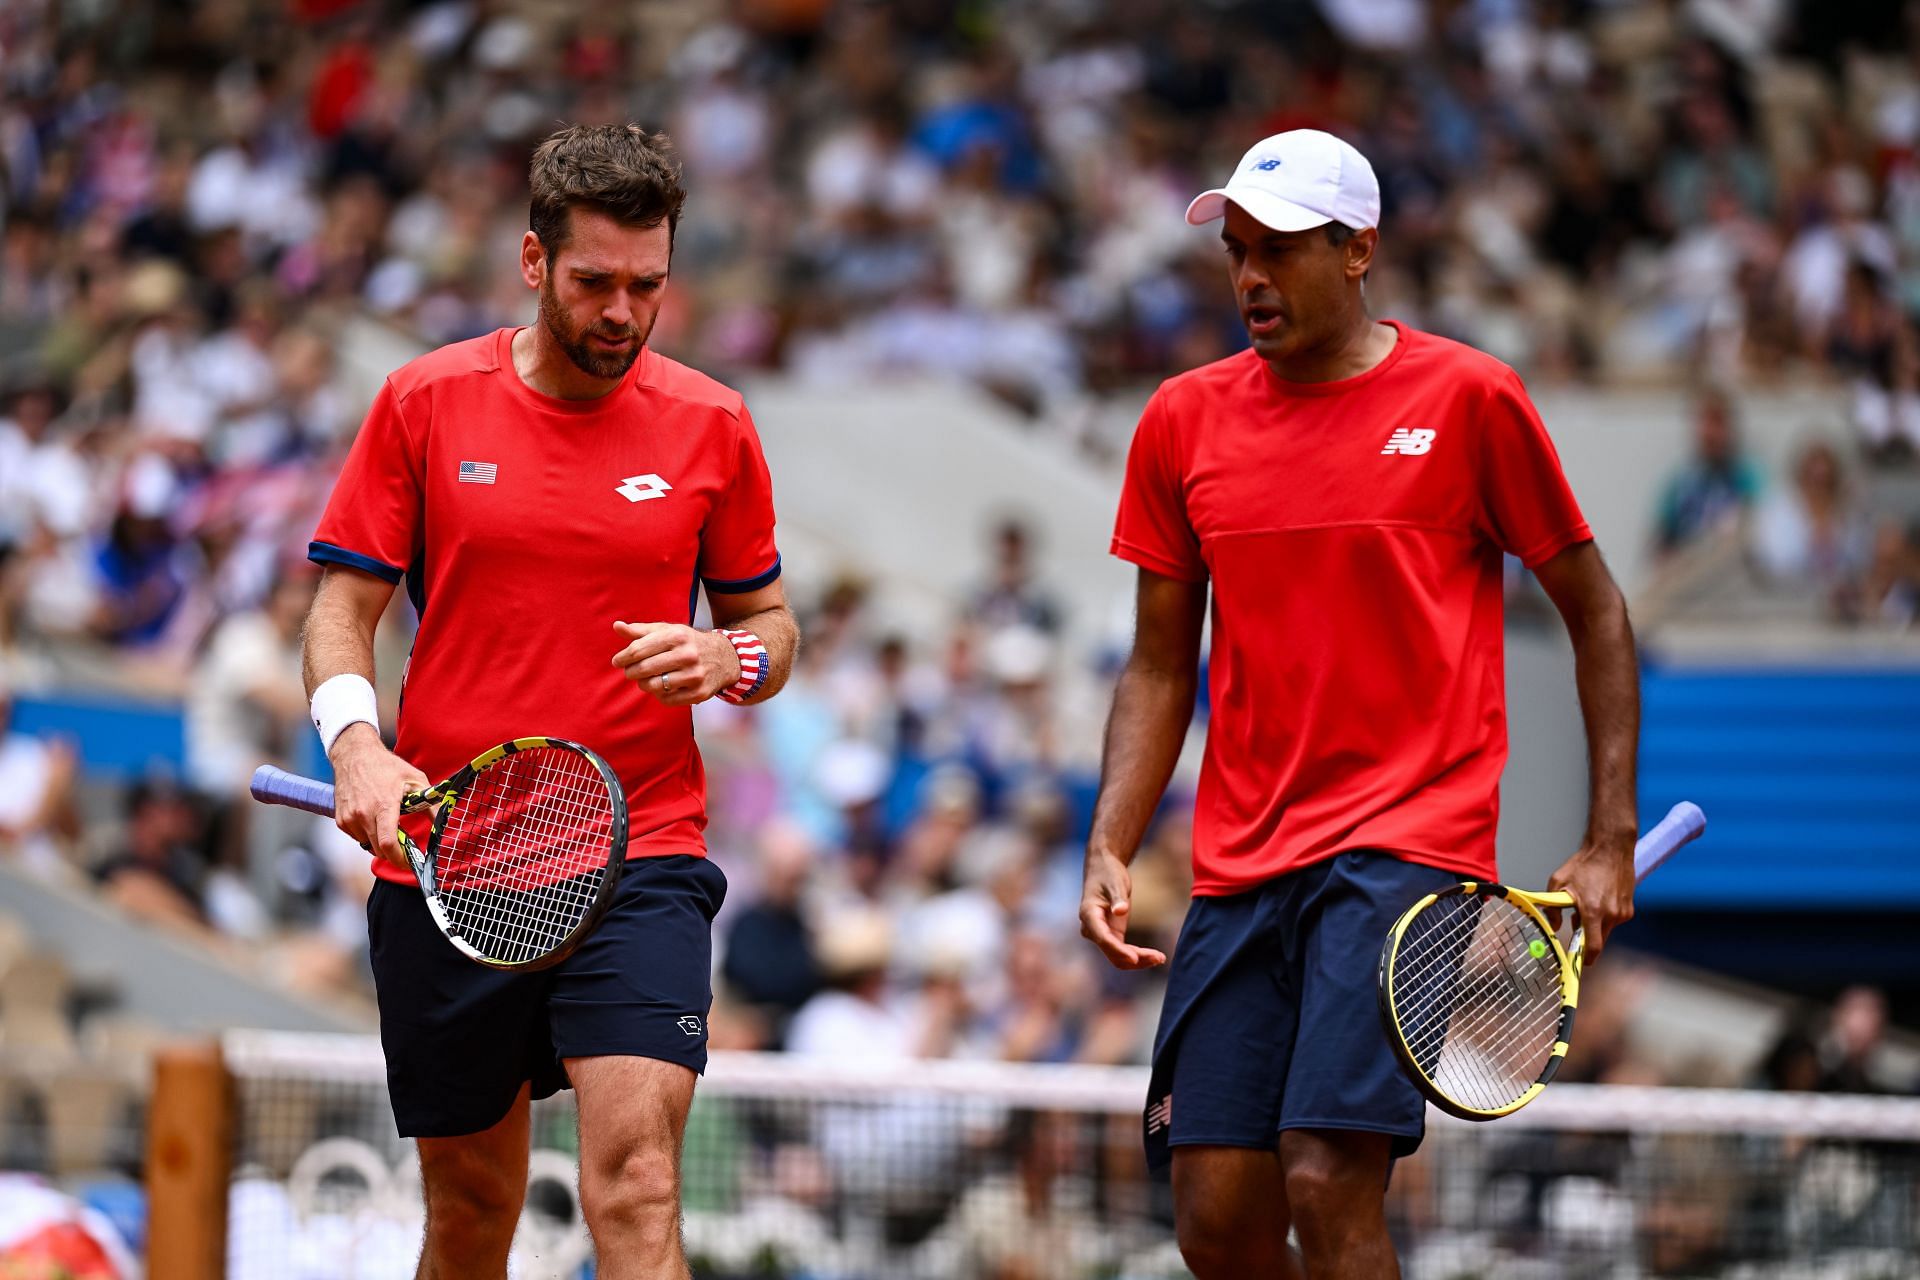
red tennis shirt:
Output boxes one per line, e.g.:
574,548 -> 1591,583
1112,321 -> 1590,894
311,328 -> 781,884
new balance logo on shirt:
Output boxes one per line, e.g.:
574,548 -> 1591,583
1146,1094 -> 1173,1134
617,473 -> 673,502
1381,428 -> 1436,456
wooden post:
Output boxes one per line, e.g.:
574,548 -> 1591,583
146,1040 -> 231,1280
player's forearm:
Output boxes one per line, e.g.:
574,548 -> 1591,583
723,604 -> 799,704
1567,592 -> 1640,847
1087,662 -> 1198,867
300,572 -> 384,698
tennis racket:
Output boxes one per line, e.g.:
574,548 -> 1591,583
1377,801 -> 1706,1120
250,737 -> 627,972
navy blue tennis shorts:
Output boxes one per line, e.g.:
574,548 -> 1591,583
368,853 -> 727,1138
1143,850 -> 1458,1169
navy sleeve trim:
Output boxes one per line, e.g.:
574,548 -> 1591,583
309,541 -> 405,584
702,555 -> 782,595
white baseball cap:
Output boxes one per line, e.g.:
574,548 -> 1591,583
1185,129 -> 1381,233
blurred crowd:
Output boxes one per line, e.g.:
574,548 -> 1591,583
2,0 -> 1916,437
0,0 -> 1917,1060
1651,387 -> 1920,625
1564,963 -> 1919,1095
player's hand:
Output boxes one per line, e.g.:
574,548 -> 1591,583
612,621 -> 741,706
327,723 -> 427,871
1080,849 -> 1166,970
1547,835 -> 1636,964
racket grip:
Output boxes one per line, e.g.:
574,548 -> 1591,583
250,765 -> 338,818
1633,801 -> 1706,883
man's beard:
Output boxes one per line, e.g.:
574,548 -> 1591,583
540,280 -> 646,380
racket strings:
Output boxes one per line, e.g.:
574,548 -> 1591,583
1404,914 -> 1560,1088
1402,948 -> 1558,1107
434,747 -> 617,965
1417,953 -> 1562,1099
1407,909 -> 1562,1107
1391,895 -> 1565,1112
1398,911 -> 1560,1047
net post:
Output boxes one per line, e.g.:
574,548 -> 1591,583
146,1039 -> 233,1280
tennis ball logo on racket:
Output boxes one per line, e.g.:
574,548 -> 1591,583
1528,939 -> 1548,959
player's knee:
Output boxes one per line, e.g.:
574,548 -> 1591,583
1176,1227 -> 1248,1280
1282,1160 -> 1344,1226
1174,1194 -> 1270,1277
422,1164 -> 522,1241
1281,1137 -> 1377,1229
581,1147 -> 680,1236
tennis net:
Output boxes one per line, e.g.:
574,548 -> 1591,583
213,1030 -> 1920,1279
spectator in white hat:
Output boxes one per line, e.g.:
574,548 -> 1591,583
0,674 -> 79,875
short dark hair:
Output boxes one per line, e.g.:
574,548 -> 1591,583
1326,222 -> 1370,281
528,124 -> 687,261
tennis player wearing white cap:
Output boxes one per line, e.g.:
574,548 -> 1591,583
1079,129 -> 1641,1276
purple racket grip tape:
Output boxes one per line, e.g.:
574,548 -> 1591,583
1633,801 -> 1705,883
250,765 -> 338,818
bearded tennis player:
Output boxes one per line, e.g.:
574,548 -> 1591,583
302,124 -> 796,1280
1079,129 -> 1640,1278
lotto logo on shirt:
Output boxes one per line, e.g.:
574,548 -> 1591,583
1381,428 -> 1436,456
617,473 -> 673,502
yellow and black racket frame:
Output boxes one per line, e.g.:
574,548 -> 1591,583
398,736 -> 629,973
1376,880 -> 1582,1121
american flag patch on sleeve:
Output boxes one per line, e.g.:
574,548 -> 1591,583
458,461 -> 498,484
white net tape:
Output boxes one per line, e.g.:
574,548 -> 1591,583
222,1031 -> 1920,1280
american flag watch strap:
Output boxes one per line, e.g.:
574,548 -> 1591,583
715,629 -> 769,705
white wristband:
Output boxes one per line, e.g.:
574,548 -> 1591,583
311,674 -> 380,755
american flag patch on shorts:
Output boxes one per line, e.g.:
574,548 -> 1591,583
458,460 -> 497,484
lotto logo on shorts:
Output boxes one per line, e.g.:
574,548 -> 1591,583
677,1016 -> 704,1037
1381,428 -> 1437,456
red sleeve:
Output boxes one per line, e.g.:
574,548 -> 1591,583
699,405 -> 782,593
309,379 -> 424,582
1477,370 -> 1592,567
1111,391 -> 1207,582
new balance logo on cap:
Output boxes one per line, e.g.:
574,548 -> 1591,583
1381,428 -> 1436,456
1185,129 -> 1381,234
617,473 -> 673,502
